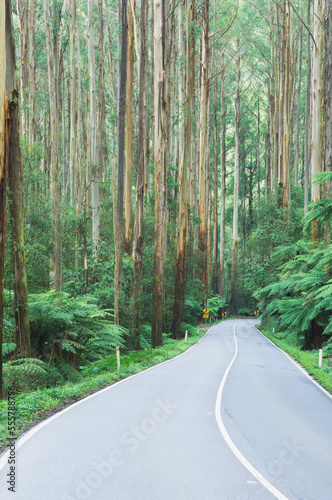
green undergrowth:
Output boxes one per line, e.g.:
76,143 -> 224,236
260,328 -> 332,395
0,326 -> 205,449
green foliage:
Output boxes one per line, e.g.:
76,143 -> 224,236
256,242 -> 332,349
2,342 -> 16,356
28,291 -> 126,362
207,295 -> 226,321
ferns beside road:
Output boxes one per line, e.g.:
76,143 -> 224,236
256,242 -> 332,350
2,292 -> 127,394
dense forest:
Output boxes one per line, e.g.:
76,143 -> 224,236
0,0 -> 331,399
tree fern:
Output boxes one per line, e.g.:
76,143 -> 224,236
256,240 -> 332,349
28,292 -> 126,364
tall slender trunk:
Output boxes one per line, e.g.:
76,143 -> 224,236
151,0 -> 167,348
44,0 -> 62,292
17,0 -> 28,139
132,0 -> 147,350
294,23 -> 303,185
28,0 -> 35,145
311,0 -> 323,247
282,0 -> 291,215
173,0 -> 194,339
230,39 -> 241,315
69,0 -> 76,207
125,0 -> 135,256
114,0 -> 128,325
0,0 -> 8,399
98,0 -> 106,183
219,55 -> 226,298
304,0 -> 312,213
324,0 -> 332,248
257,96 -> 261,221
1,0 -> 23,397
88,0 -> 100,258
198,0 -> 209,305
213,78 -> 218,295
8,90 -> 31,357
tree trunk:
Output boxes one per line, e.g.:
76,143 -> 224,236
8,90 -> 31,357
198,0 -> 209,306
1,0 -> 20,398
28,0 -> 35,146
44,0 -> 62,292
151,0 -> 167,348
304,0 -> 312,213
257,96 -> 261,221
132,0 -> 147,350
69,0 -> 77,208
311,0 -> 323,247
0,0 -> 8,399
125,0 -> 135,256
294,23 -> 303,186
324,0 -> 332,248
230,39 -> 241,315
219,53 -> 226,298
282,0 -> 291,216
173,0 -> 194,339
213,78 -> 218,295
17,0 -> 28,140
114,0 -> 128,325
88,0 -> 100,259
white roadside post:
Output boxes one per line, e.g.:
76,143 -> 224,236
185,330 -> 188,342
318,349 -> 323,367
116,346 -> 120,371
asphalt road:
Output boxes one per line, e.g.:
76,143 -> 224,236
1,319 -> 332,500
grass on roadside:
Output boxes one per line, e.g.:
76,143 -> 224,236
0,327 -> 205,449
259,328 -> 332,395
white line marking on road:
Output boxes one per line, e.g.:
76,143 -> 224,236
215,322 -> 289,500
0,327 -> 212,471
255,326 -> 332,401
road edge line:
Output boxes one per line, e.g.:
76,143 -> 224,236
0,327 -> 212,470
215,322 -> 289,500
255,326 -> 332,401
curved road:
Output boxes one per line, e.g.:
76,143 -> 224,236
1,319 -> 332,499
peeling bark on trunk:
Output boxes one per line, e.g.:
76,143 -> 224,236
151,0 -> 167,348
